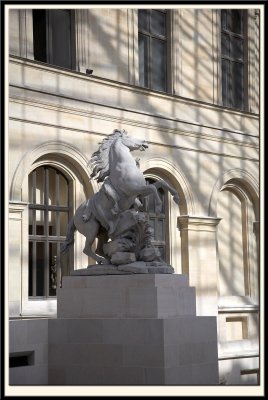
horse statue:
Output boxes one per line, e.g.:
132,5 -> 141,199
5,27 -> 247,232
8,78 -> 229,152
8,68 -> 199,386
61,129 -> 180,265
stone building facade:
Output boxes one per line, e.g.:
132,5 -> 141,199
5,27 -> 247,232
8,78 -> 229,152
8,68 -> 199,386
8,6 -> 260,386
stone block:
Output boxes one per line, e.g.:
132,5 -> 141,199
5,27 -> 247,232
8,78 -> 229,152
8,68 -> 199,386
111,252 -> 136,265
101,366 -> 145,385
48,366 -> 66,385
118,261 -> 148,273
165,365 -> 193,385
10,364 -> 48,385
123,344 -> 164,368
57,274 -> 196,318
140,246 -> 161,261
144,367 -> 165,385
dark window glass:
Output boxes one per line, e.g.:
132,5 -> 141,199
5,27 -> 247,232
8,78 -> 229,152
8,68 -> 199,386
221,10 -> 246,110
231,10 -> 243,34
138,34 -> 149,88
231,37 -> 243,60
144,178 -> 167,262
32,9 -> 73,69
48,10 -> 72,69
138,9 -> 149,31
28,166 -> 70,298
138,9 -> 167,92
151,38 -> 166,91
221,33 -> 230,57
233,62 -> 244,109
151,10 -> 166,36
32,10 -> 47,63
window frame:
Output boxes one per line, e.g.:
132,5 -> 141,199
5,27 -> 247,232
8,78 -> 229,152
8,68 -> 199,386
32,9 -> 76,70
220,9 -> 248,110
138,9 -> 169,92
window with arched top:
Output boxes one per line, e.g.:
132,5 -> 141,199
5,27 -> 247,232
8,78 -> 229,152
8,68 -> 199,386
28,166 -> 71,297
217,181 -> 258,302
143,178 -> 169,262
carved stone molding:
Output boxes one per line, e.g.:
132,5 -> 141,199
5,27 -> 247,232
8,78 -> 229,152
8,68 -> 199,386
9,201 -> 28,214
177,215 -> 221,232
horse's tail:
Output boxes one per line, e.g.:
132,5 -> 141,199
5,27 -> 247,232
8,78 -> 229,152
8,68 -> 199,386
60,217 -> 76,254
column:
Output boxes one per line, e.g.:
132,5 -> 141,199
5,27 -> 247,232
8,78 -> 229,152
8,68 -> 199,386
75,9 -> 91,73
19,9 -> 34,59
178,215 -> 221,316
9,201 -> 29,317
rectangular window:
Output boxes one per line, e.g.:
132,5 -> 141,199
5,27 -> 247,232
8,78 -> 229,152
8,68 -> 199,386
221,10 -> 247,110
138,9 -> 167,92
32,9 -> 75,69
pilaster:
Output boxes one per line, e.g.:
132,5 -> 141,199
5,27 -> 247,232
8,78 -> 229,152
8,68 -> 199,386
9,201 -> 29,316
178,215 -> 221,316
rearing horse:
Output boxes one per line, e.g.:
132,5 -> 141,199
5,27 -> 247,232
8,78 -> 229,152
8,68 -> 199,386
61,129 -> 180,264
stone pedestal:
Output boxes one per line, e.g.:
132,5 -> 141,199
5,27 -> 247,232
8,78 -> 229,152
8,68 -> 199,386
50,274 -> 219,385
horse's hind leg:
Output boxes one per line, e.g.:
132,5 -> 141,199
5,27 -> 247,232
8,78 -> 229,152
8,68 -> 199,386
83,217 -> 109,264
82,199 -> 92,222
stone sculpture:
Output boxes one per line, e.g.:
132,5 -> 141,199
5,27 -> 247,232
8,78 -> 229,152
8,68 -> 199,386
61,129 -> 180,274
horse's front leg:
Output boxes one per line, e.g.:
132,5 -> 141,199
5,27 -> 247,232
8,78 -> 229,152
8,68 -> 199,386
130,184 -> 163,215
154,180 -> 180,206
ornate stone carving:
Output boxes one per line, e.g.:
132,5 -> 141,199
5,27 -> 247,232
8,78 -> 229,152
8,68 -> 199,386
61,129 -> 180,274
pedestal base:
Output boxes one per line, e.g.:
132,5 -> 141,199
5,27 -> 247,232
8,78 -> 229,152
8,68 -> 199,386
51,274 -> 219,385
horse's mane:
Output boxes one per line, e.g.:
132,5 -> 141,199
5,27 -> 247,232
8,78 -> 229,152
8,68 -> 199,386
88,129 -> 127,183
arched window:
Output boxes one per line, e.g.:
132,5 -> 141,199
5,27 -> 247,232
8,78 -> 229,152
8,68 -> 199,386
28,166 -> 71,297
217,182 -> 258,301
143,178 -> 168,262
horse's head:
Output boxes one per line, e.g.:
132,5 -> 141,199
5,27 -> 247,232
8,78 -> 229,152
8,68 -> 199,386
119,130 -> 148,152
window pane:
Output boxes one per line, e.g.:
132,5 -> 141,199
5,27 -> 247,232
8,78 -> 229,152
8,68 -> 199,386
231,37 -> 244,60
221,33 -> 230,57
36,242 -> 45,296
48,211 -> 57,236
35,210 -> 44,235
158,188 -> 165,213
155,219 -> 165,241
35,168 -> 45,204
231,10 -> 243,34
58,173 -> 69,206
32,10 -> 47,62
49,242 -> 58,296
233,62 -> 244,109
222,59 -> 231,107
48,168 -> 56,205
59,212 -> 69,236
138,9 -> 149,31
221,10 -> 228,30
49,10 -> 72,69
151,38 -> 166,91
139,34 -> 149,87
29,209 -> 34,235
28,173 -> 33,204
29,242 -> 33,296
151,10 -> 166,36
